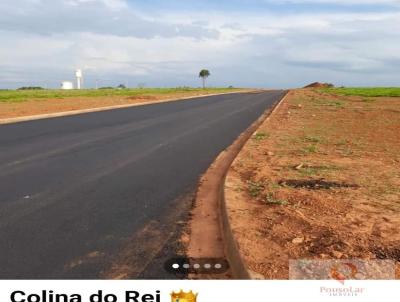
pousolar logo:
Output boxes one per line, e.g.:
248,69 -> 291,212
329,262 -> 359,285
290,259 -> 395,297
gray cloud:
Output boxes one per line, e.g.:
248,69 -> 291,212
0,0 -> 218,39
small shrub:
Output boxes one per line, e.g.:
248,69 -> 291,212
253,132 -> 268,141
304,135 -> 322,143
302,145 -> 318,154
247,180 -> 265,198
265,194 -> 288,205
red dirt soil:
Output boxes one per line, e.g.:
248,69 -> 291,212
225,89 -> 400,279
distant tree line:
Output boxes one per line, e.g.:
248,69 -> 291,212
17,86 -> 44,90
99,84 -> 127,89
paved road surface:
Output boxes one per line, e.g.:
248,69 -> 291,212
0,90 -> 286,279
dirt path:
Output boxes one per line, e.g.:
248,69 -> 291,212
225,89 -> 400,279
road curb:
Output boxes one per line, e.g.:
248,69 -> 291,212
0,90 -> 255,125
187,90 -> 289,279
222,90 -> 290,279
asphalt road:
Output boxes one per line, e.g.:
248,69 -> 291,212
0,90 -> 286,279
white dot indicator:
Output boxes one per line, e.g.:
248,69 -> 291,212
215,263 -> 222,269
183,264 -> 190,269
193,264 -> 200,269
204,264 -> 211,269
172,263 -> 180,269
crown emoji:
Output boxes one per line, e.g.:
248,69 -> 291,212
170,290 -> 198,302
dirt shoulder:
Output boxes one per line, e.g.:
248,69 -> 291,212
0,89 -> 249,120
225,88 -> 400,279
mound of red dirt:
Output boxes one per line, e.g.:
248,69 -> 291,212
304,82 -> 334,88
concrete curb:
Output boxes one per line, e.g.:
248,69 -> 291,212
221,90 -> 290,279
187,90 -> 289,279
0,90 -> 255,125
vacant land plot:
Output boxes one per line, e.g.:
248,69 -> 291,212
0,87 -> 241,119
322,87 -> 400,98
225,88 -> 400,279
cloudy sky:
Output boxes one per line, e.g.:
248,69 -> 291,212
0,0 -> 399,89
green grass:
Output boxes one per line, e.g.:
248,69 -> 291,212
302,145 -> 318,154
327,100 -> 344,108
312,98 -> 345,108
247,180 -> 265,198
321,87 -> 400,97
0,87 -> 239,103
303,135 -> 323,143
253,131 -> 269,141
296,165 -> 341,177
264,194 -> 288,206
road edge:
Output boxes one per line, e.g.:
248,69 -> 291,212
0,90 -> 255,125
222,90 -> 290,279
187,90 -> 289,279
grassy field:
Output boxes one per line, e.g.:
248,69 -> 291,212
0,87 -> 238,103
321,87 -> 400,97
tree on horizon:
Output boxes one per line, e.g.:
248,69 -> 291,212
199,69 -> 210,89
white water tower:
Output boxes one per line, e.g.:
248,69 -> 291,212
75,69 -> 83,89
